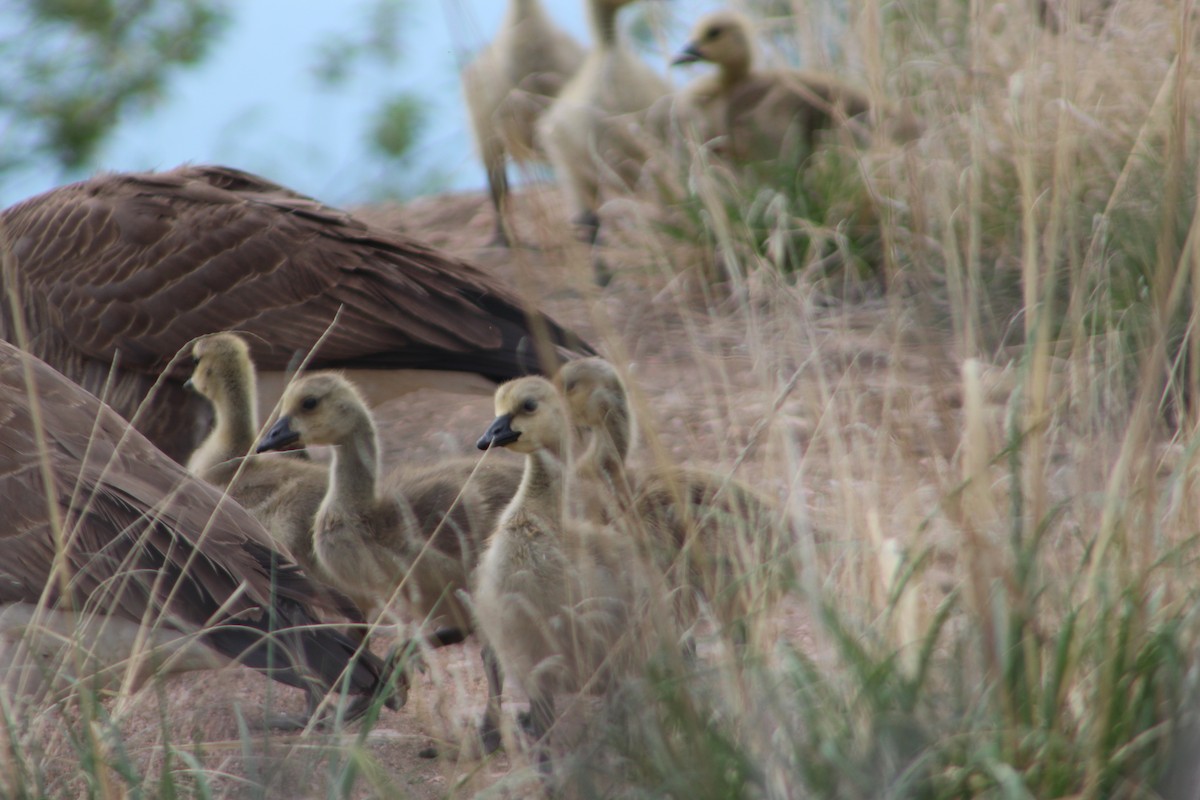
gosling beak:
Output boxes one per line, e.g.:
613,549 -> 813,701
671,43 -> 704,66
476,414 -> 520,450
183,377 -> 196,392
257,416 -> 301,453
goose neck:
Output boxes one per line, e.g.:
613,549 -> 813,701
508,0 -> 545,22
720,58 -> 753,86
515,449 -> 565,519
212,378 -> 258,457
578,421 -> 637,514
588,1 -> 621,48
601,404 -> 632,463
581,427 -> 624,479
579,400 -> 632,472
327,422 -> 381,511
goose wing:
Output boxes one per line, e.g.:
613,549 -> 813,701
0,165 -> 590,384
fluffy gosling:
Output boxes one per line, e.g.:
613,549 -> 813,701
473,376 -> 665,758
537,0 -> 669,267
462,0 -> 585,246
257,373 -> 521,636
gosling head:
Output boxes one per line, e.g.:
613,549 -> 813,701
477,377 -> 568,456
671,10 -> 755,74
184,332 -> 254,405
257,373 -> 370,452
554,357 -> 629,430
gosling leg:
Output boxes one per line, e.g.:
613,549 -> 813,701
485,154 -> 512,248
479,644 -> 505,755
521,692 -> 556,775
574,210 -> 613,286
573,209 -> 600,246
382,626 -> 469,709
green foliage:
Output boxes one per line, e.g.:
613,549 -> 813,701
368,93 -> 425,161
309,0 -> 435,196
311,0 -> 408,85
624,7 -> 663,53
560,524 -> 1195,797
1084,146 -> 1200,408
660,139 -> 886,289
1,0 -> 228,175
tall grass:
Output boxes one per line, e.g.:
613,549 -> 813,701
563,0 -> 1200,796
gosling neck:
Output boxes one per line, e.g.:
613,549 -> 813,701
514,441 -> 567,521
588,0 -> 622,48
720,58 -> 753,87
326,411 -> 381,511
211,372 -> 259,459
508,0 -> 546,22
581,405 -> 630,479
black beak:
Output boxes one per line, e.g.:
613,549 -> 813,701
671,43 -> 704,66
183,377 -> 196,392
476,414 -> 520,450
257,416 -> 301,453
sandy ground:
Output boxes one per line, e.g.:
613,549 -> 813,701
25,185 -> 972,798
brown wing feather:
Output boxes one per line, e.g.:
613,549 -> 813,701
3,165 -> 591,372
3,166 -> 585,378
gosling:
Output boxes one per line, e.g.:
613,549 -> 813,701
185,333 -> 335,588
556,357 -> 794,642
537,0 -> 669,254
473,376 -> 663,755
256,373 -> 521,638
670,10 -> 871,163
462,0 -> 585,246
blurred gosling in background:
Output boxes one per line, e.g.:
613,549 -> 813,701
462,0 -> 585,246
670,9 -> 871,163
538,0 -> 670,276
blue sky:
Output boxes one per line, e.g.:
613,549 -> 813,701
3,0 -> 722,208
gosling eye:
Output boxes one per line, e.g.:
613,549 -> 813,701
564,380 -> 578,393
705,25 -> 721,40
522,397 -> 538,413
191,355 -> 200,366
300,396 -> 319,411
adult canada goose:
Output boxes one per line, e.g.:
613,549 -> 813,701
462,0 -> 586,246
0,340 -> 396,727
537,0 -> 669,250
670,10 -> 871,163
256,372 -> 521,637
184,332 -> 336,588
0,164 -> 593,463
473,376 -> 661,757
556,357 -> 793,640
